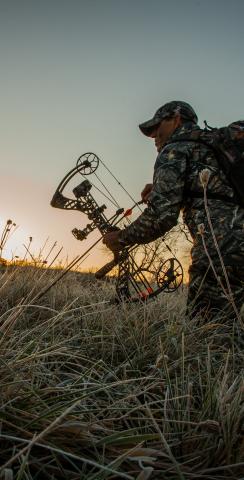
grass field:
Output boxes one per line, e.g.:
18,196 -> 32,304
0,264 -> 243,479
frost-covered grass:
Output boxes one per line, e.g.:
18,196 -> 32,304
0,265 -> 243,479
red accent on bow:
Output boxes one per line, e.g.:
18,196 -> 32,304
139,287 -> 153,299
124,208 -> 133,217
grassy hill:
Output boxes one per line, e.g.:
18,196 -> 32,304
0,264 -> 243,479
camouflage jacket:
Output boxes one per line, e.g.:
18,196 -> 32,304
120,122 -> 244,268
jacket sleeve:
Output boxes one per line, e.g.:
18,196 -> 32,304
119,144 -> 188,246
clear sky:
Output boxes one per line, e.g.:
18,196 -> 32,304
1,0 -> 243,268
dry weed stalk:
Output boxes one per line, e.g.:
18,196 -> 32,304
0,214 -> 243,479
0,268 -> 243,479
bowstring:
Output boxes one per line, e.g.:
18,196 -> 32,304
85,179 -> 120,209
76,156 -> 120,209
94,172 -> 121,209
99,157 -> 141,208
99,159 -> 180,265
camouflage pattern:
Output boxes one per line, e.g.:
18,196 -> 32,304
120,122 -> 244,318
139,101 -> 198,137
187,262 -> 244,319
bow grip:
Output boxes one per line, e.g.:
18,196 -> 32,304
95,257 -> 120,279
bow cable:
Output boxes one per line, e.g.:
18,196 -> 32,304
98,157 -> 180,261
94,172 -> 121,209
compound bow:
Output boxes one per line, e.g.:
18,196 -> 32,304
51,153 -> 183,301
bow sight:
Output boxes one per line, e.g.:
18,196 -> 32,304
50,152 -> 183,301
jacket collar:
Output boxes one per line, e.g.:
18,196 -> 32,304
169,122 -> 200,142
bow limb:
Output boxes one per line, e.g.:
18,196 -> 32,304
50,166 -> 81,210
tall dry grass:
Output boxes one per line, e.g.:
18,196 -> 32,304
0,263 -> 243,479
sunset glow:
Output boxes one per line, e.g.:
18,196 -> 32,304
1,0 -> 243,275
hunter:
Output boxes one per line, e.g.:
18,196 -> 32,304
103,101 -> 244,319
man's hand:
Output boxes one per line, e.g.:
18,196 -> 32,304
141,183 -> 153,203
103,231 -> 122,256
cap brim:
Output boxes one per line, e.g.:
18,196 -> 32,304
139,118 -> 161,136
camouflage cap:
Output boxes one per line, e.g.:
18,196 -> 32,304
139,101 -> 198,136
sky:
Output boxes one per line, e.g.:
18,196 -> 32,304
1,0 -> 243,269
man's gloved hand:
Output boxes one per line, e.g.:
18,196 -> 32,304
141,183 -> 153,203
103,230 -> 122,256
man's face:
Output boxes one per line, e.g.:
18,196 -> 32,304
150,116 -> 181,152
